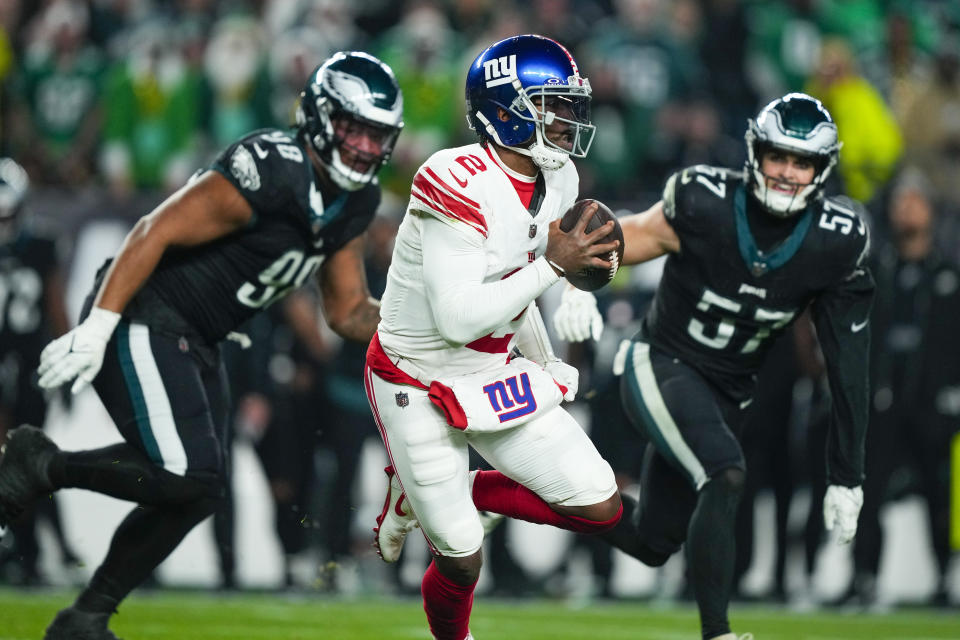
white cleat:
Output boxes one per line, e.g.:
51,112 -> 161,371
374,466 -> 419,562
708,634 -> 753,640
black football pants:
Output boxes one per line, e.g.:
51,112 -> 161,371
49,320 -> 229,610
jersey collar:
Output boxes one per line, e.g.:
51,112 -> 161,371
734,185 -> 812,277
309,177 -> 348,233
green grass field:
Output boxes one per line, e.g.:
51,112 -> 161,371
2,588 -> 958,640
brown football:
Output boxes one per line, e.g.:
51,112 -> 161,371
558,199 -> 624,292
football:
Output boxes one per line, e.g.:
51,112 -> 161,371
558,199 -> 624,292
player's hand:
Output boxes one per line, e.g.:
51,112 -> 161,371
545,203 -> 618,276
553,286 -> 603,342
37,307 -> 121,395
545,359 -> 579,402
823,484 -> 863,545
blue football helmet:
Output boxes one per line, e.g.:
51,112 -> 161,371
744,92 -> 841,217
466,34 -> 594,170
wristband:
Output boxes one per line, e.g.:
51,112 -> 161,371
546,259 -> 566,276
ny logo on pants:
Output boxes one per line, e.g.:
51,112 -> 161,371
483,373 -> 538,423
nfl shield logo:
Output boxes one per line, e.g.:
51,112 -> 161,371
395,392 -> 409,408
529,224 -> 537,238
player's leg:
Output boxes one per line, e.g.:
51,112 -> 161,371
616,341 -> 748,639
39,326 -> 224,506
323,403 -> 372,566
2,371 -> 49,584
600,442 -> 698,565
43,325 -> 228,639
467,405 -> 621,532
366,369 -> 481,640
915,431 -> 953,605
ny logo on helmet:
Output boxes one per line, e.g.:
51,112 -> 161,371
483,55 -> 517,88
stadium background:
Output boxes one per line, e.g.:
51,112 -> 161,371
2,0 -> 959,620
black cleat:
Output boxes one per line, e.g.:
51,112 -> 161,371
0,425 -> 58,530
44,607 -> 123,640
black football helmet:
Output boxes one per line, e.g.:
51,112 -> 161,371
744,93 -> 841,217
296,51 -> 404,191
0,157 -> 28,243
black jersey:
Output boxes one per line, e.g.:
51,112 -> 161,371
127,128 -> 379,345
0,230 -> 59,354
640,165 -> 874,484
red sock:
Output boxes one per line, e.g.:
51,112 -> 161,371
471,470 -> 621,533
421,560 -> 477,640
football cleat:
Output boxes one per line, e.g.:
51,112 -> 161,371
0,425 -> 57,530
373,465 -> 419,562
44,607 -> 123,640
707,634 -> 754,640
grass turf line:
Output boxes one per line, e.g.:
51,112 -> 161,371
1,589 -> 959,639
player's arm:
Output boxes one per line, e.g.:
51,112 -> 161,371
421,216 -> 562,345
514,302 -> 557,366
38,172 -> 252,393
282,290 -> 333,362
317,233 -> 380,344
619,200 -> 680,265
95,171 -> 253,313
812,262 -> 874,545
43,266 -> 71,337
553,200 -> 678,343
811,264 -> 875,487
515,301 -> 579,400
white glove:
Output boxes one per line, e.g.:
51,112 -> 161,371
553,286 -> 603,343
823,484 -> 863,545
38,307 -> 122,395
545,359 -> 579,402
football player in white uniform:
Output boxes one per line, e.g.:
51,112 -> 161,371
366,35 -> 622,640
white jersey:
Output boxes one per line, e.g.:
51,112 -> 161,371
377,143 -> 578,381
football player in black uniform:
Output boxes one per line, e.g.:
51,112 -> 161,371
0,51 -> 403,640
556,93 -> 874,640
0,157 -> 82,584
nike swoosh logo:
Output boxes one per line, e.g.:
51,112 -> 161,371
851,320 -> 868,333
449,168 -> 468,188
253,143 -> 268,159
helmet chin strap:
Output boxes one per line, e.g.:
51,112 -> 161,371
474,111 -> 568,171
527,125 -> 569,171
751,166 -> 813,217
326,147 -> 375,191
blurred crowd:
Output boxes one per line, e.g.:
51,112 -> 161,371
1,0 -> 959,610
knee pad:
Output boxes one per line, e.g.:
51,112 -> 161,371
638,546 -> 672,567
429,513 -> 484,558
711,467 -> 746,495
160,469 -> 222,505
